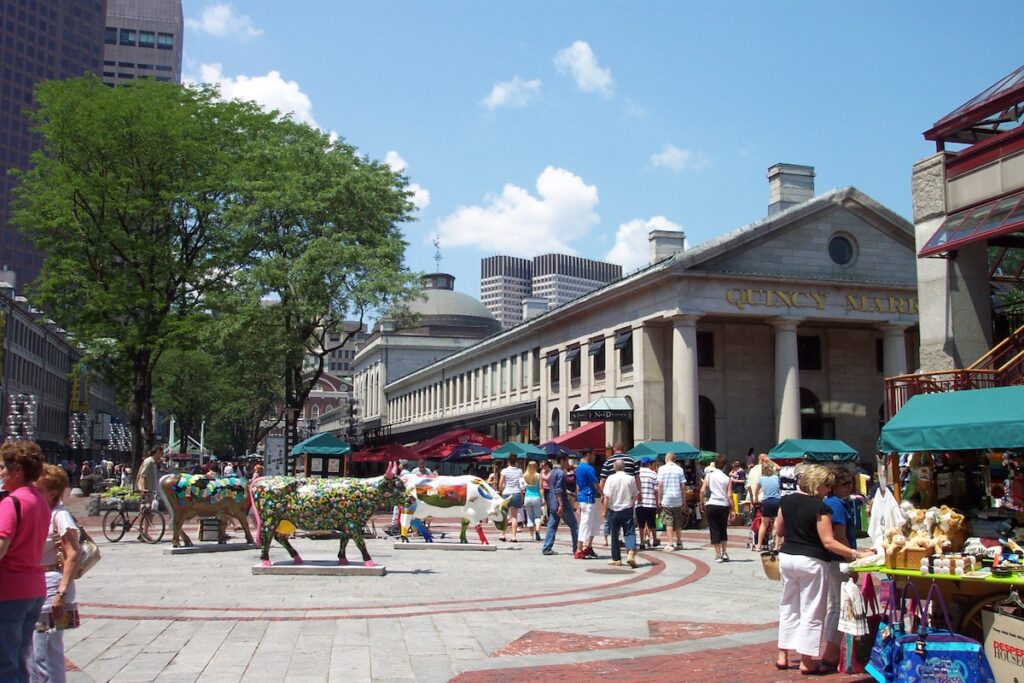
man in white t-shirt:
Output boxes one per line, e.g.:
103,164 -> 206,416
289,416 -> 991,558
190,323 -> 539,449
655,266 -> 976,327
656,452 -> 688,550
602,459 -> 639,568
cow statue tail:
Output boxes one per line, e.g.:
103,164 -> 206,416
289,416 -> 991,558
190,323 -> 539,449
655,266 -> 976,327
248,482 -> 263,543
156,474 -> 176,527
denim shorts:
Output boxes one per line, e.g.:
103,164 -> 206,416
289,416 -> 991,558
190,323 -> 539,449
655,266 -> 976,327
507,492 -> 525,508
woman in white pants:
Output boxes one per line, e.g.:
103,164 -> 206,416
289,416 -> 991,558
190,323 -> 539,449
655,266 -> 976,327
773,464 -> 871,675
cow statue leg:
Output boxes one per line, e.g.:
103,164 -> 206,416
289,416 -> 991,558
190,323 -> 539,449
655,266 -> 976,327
411,519 -> 433,542
476,522 -> 489,545
460,519 -> 470,544
258,517 -> 276,567
399,510 -> 411,543
343,520 -> 376,567
276,532 -> 303,565
337,535 -> 350,565
234,510 -> 255,545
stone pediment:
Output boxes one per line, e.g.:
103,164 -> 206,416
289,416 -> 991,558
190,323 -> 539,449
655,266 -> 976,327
675,188 -> 916,286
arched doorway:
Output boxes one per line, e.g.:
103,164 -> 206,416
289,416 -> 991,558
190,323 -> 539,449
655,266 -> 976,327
570,404 -> 580,430
550,407 -> 561,439
800,388 -> 835,439
698,395 -> 717,452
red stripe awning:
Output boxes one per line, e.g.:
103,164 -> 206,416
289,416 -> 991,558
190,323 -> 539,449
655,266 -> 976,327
350,443 -> 418,463
551,421 -> 606,451
411,429 -> 502,459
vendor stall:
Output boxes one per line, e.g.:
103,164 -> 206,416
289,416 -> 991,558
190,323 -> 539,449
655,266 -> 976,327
767,438 -> 859,463
859,386 -> 1024,640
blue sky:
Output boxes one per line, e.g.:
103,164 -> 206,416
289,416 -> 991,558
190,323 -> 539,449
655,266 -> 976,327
182,1 -> 1024,298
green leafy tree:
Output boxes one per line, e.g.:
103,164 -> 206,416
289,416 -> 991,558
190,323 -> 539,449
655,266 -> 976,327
230,119 -> 420,453
11,76 -> 272,470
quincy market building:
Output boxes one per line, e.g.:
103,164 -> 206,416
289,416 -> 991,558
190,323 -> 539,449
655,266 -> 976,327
378,165 -> 920,460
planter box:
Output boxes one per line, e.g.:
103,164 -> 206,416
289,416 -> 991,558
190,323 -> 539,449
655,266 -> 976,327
98,497 -> 140,512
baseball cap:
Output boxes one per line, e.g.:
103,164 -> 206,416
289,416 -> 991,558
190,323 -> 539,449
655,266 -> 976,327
640,457 -> 653,465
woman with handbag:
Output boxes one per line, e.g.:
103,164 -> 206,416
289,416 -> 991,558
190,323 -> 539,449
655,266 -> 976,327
32,464 -> 81,682
0,441 -> 50,682
774,464 -> 873,675
700,454 -> 733,563
821,466 -> 858,671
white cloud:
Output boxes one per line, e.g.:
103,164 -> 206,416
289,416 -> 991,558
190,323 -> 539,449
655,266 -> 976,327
185,4 -> 263,38
606,216 -> 684,271
436,167 -> 599,256
195,63 -> 318,128
649,144 -> 711,172
384,151 -> 430,211
480,75 -> 542,109
553,41 -> 614,96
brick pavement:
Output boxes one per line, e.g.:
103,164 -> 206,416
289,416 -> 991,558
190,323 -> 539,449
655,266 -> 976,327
57,494 -> 848,682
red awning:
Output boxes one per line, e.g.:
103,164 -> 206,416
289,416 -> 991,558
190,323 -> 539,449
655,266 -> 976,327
551,421 -> 606,451
350,443 -> 418,463
412,429 -> 502,459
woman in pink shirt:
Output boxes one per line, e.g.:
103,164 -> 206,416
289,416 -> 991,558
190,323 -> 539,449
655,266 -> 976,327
0,441 -> 50,681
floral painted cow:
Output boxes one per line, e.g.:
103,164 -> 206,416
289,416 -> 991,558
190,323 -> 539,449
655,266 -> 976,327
400,475 -> 510,544
158,473 -> 255,548
250,461 -> 412,567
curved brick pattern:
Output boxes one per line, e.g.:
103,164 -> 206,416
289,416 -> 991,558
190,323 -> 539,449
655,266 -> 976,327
455,641 -> 876,682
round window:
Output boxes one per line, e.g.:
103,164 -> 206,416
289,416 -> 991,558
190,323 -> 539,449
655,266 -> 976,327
828,235 -> 854,266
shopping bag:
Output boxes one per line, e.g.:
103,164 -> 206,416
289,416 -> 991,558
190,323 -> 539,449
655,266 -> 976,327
892,584 -> 996,683
840,574 -> 883,674
866,581 -> 920,683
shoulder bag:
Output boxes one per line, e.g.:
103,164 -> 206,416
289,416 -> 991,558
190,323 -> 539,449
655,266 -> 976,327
54,512 -> 101,579
866,580 -> 920,682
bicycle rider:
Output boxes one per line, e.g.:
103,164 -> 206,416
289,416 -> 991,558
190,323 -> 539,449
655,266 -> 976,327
134,445 -> 164,539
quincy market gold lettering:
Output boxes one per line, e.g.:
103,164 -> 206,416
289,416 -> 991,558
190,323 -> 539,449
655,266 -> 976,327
725,289 -> 919,315
844,295 -> 919,314
725,289 -> 828,311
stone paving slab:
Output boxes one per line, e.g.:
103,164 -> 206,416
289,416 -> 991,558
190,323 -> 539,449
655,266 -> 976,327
251,560 -> 387,576
60,494 -> 808,681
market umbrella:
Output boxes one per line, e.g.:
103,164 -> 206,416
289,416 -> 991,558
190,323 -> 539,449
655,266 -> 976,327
437,442 -> 493,462
626,441 -> 701,461
538,442 -> 578,459
699,450 -> 718,465
350,443 -> 418,463
491,442 -> 548,461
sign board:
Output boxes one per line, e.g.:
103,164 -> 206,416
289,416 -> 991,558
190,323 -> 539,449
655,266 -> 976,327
264,435 -> 286,476
982,608 -> 1024,683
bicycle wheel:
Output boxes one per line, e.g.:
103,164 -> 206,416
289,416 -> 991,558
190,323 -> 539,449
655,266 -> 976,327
102,509 -> 127,542
140,508 -> 165,543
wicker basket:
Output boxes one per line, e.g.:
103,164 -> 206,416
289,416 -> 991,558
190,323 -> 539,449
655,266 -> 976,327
761,551 -> 781,581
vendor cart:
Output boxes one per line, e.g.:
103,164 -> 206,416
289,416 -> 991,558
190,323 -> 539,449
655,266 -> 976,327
870,385 -> 1024,642
853,565 -> 1024,638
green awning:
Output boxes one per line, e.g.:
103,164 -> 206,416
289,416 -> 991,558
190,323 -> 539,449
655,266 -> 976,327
626,441 -> 701,460
878,386 -> 1024,453
769,439 -> 859,462
289,432 -> 352,457
491,441 -> 548,461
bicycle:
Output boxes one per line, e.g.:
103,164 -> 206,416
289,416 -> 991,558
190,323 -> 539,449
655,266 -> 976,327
102,496 -> 166,543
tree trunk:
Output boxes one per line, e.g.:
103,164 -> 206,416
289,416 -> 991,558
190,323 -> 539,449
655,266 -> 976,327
129,351 -> 154,472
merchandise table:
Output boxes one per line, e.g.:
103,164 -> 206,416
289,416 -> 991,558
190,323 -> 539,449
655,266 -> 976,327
853,565 -> 1024,637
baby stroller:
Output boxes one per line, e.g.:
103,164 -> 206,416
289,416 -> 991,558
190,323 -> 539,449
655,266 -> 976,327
746,503 -> 762,550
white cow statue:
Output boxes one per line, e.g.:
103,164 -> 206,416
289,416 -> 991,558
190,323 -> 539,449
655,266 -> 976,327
400,475 -> 510,544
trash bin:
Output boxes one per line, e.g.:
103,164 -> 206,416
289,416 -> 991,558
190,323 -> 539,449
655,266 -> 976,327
199,518 -> 222,542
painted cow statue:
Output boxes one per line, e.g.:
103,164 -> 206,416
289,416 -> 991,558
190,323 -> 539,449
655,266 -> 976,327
400,475 -> 510,544
158,473 -> 255,548
250,461 -> 412,567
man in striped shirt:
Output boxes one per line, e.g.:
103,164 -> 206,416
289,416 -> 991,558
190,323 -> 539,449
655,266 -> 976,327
637,458 -> 659,549
599,443 -> 640,548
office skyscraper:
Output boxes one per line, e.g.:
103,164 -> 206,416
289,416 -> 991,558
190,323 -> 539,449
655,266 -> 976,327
0,0 -> 107,288
102,0 -> 183,86
481,254 -> 622,329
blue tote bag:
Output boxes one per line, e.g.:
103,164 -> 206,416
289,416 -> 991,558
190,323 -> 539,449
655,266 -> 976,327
892,583 -> 996,683
866,580 -> 921,683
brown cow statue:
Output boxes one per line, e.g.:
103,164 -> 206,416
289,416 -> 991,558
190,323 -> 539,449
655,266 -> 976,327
158,473 -> 255,547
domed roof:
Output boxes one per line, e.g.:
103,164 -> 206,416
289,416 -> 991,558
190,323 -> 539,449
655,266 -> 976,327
408,288 -> 496,320
406,273 -> 496,321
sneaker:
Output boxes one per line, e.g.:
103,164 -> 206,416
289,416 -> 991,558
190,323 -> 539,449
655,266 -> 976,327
542,548 -> 557,556
573,550 -> 584,559
584,546 -> 598,558
607,559 -> 622,566
626,550 -> 638,568
674,543 -> 683,551
534,531 -> 541,541
721,553 -> 730,563
715,555 -> 724,563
